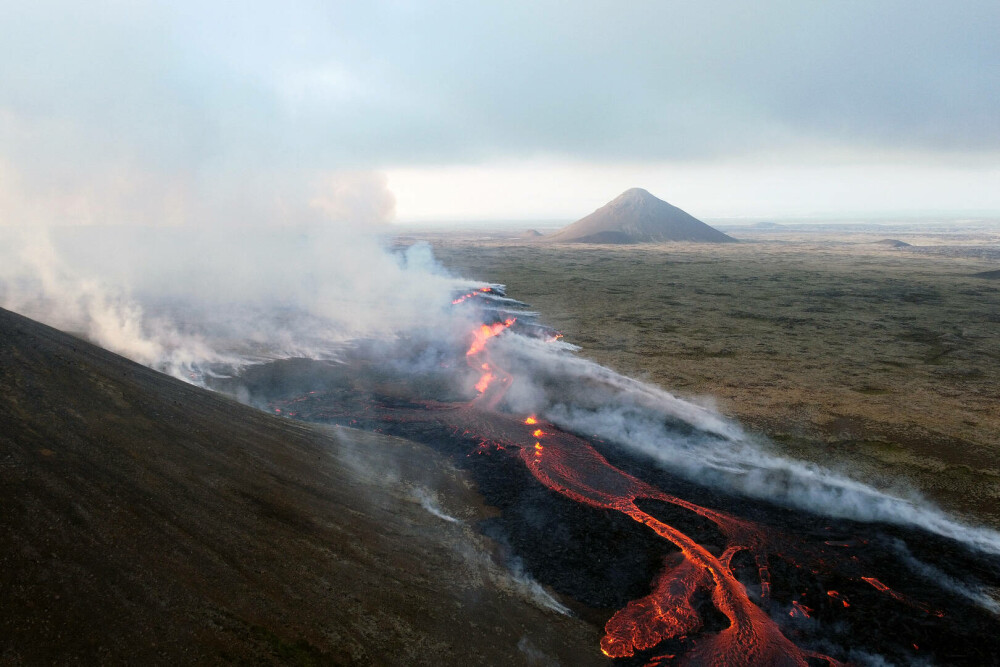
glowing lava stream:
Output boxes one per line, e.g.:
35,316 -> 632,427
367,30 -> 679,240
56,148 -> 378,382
466,318 -> 516,409
464,322 -> 838,665
517,420 -> 834,665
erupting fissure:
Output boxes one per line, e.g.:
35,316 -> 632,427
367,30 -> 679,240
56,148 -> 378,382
452,286 -> 495,305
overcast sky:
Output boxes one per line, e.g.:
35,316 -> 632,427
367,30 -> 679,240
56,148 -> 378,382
1,0 -> 998,224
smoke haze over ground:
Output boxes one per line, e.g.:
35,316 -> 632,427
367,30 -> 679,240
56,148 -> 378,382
0,208 -> 473,379
3,216 -> 1000,567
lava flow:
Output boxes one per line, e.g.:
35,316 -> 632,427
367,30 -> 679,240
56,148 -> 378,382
249,289 -> 1000,665
405,313 -> 838,664
493,413 -> 833,665
466,317 -> 515,406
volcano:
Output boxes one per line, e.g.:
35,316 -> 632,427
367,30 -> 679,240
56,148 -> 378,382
545,188 -> 735,243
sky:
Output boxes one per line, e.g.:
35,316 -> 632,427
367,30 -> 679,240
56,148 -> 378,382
1,0 -> 998,225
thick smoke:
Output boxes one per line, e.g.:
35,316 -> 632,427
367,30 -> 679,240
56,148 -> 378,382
0,227 -> 175,366
0,173 -> 473,379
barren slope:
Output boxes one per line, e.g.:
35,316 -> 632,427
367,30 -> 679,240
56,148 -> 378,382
0,307 -> 603,665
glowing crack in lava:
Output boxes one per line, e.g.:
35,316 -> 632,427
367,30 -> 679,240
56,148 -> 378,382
466,318 -> 516,402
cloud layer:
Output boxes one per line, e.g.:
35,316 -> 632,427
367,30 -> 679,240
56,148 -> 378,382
2,1 -> 998,225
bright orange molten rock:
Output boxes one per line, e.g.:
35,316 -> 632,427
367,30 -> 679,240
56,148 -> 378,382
465,319 -> 516,398
460,318 -> 840,666
467,319 -> 516,357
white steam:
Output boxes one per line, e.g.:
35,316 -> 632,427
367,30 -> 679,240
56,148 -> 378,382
412,487 -> 460,523
504,556 -> 572,616
517,636 -> 560,666
0,171 -> 472,380
491,332 -> 1000,555
891,539 -> 1000,615
0,227 -> 216,370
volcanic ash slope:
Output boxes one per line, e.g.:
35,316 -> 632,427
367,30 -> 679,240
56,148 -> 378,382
0,307 -> 602,666
545,187 -> 735,243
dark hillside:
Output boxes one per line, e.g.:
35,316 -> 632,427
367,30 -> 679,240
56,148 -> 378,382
0,307 -> 601,665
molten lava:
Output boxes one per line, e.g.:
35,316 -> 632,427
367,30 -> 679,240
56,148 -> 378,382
454,318 -> 840,665
827,590 -> 850,608
451,286 -> 493,305
466,318 -> 516,358
465,318 -> 515,397
474,372 -> 495,394
260,296 -> 987,664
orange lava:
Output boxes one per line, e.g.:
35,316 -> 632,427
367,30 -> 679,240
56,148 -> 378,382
466,318 -> 516,357
861,576 -> 941,616
862,576 -> 890,592
459,318 -> 840,665
474,372 -> 495,394
602,556 -> 707,657
790,601 -> 812,619
451,286 -> 492,305
827,590 -> 850,608
512,426 -> 835,665
464,318 -> 516,399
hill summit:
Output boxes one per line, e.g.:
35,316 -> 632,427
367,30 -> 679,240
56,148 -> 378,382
545,188 -> 734,243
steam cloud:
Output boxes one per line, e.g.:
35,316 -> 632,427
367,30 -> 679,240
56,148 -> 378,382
0,172 -> 472,380
412,488 -> 460,524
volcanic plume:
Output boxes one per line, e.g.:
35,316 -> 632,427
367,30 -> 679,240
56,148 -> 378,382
225,283 -> 1000,666
544,188 -> 735,243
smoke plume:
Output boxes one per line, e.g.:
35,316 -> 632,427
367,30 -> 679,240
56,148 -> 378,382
485,326 -> 1000,556
0,172 -> 473,379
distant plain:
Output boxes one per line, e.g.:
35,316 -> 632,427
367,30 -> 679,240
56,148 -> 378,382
426,226 -> 1000,528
